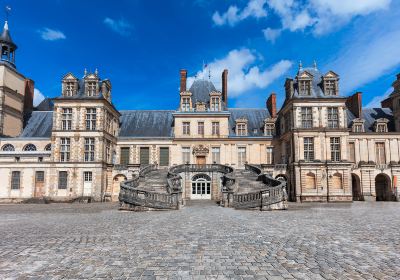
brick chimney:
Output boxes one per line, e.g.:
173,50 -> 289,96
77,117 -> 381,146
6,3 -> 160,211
23,78 -> 35,127
180,69 -> 187,92
266,93 -> 277,118
222,69 -> 228,107
345,92 -> 362,118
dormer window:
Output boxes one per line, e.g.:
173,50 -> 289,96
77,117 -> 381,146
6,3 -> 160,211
64,82 -> 75,96
374,118 -> 389,133
235,118 -> 248,136
354,124 -> 363,132
299,80 -> 311,95
86,81 -> 97,96
181,97 -> 191,111
210,97 -> 220,111
324,80 -> 336,95
377,123 -> 387,133
264,123 -> 275,136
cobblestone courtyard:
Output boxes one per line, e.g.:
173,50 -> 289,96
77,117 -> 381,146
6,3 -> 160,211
0,202 -> 399,280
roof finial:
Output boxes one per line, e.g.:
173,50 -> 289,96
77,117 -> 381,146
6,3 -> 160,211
5,6 -> 11,23
298,60 -> 303,71
84,68 -> 87,76
95,68 -> 98,75
208,67 -> 211,80
313,60 -> 317,70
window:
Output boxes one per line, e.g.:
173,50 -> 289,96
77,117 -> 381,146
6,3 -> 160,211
181,97 -> 190,111
265,124 -> 274,136
305,172 -> 316,189
105,140 -> 111,163
238,147 -> 246,167
86,81 -> 97,96
236,123 -> 247,136
376,124 -> 387,133
285,141 -> 291,163
198,122 -> 204,136
182,122 -> 190,135
212,147 -> 220,164
330,137 -> 341,162
210,97 -> 220,111
120,147 -> 130,165
35,171 -> 44,182
324,80 -> 336,95
375,142 -> 386,164
85,108 -> 97,130
23,144 -> 37,151
182,147 -> 190,164
44,144 -> 52,151
61,108 -> 72,130
64,82 -> 74,96
266,147 -> 274,164
285,113 -> 291,131
353,124 -> 363,132
327,107 -> 339,128
301,107 -> 313,128
348,142 -> 355,162
84,171 -> 92,182
140,147 -> 150,165
60,138 -> 70,162
2,144 -> 14,151
304,137 -> 314,162
58,171 -> 68,189
159,147 -> 169,166
11,171 -> 20,190
84,138 -> 95,162
332,173 -> 343,189
105,111 -> 113,133
299,80 -> 311,95
212,122 -> 220,136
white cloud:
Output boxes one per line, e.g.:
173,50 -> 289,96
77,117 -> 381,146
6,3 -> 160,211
262,27 -> 281,43
187,48 -> 292,97
104,17 -> 133,36
365,87 -> 393,108
37,28 -> 66,41
212,0 -> 268,26
33,88 -> 45,106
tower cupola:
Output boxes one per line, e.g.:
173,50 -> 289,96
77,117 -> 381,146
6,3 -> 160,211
0,21 -> 17,68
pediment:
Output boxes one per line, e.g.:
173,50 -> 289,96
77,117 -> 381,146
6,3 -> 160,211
324,71 -> 339,78
298,71 -> 313,79
62,72 -> 77,80
84,73 -> 98,80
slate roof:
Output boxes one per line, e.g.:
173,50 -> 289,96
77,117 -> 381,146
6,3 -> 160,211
119,110 -> 174,138
347,108 -> 395,132
35,98 -> 54,111
189,79 -> 217,104
228,108 -> 270,137
0,21 -> 16,49
20,111 -> 53,138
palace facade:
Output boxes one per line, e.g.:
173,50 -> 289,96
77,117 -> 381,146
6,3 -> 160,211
0,21 -> 399,203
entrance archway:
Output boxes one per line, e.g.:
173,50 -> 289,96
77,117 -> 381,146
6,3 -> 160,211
113,174 -> 127,197
351,174 -> 362,201
191,174 -> 211,199
375,174 -> 392,201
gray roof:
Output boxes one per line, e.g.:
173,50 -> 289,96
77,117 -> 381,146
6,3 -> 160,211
20,111 -> 53,138
347,108 -> 395,132
36,98 -> 54,111
228,108 -> 270,137
119,110 -> 174,138
189,79 -> 217,104
0,21 -> 16,49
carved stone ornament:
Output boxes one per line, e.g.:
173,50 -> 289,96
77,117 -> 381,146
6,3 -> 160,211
192,144 -> 209,156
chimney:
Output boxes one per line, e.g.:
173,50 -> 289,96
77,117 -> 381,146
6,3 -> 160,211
222,69 -> 228,107
345,92 -> 362,118
180,69 -> 187,92
266,93 -> 277,118
23,78 -> 35,127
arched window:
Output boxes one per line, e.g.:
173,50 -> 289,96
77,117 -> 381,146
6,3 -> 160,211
44,144 -> 52,151
2,144 -> 15,151
304,172 -> 316,189
332,173 -> 343,189
191,174 -> 212,199
23,144 -> 37,151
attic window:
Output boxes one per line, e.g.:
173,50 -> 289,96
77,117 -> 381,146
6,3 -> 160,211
210,97 -> 220,111
376,123 -> 387,133
353,124 -> 363,133
324,80 -> 337,95
86,81 -> 97,96
64,82 -> 75,96
299,80 -> 311,95
264,123 -> 275,136
181,97 -> 191,112
235,120 -> 248,136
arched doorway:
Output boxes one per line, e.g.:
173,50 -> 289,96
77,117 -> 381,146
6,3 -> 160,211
375,174 -> 392,201
113,174 -> 127,197
191,174 -> 211,199
351,174 -> 362,201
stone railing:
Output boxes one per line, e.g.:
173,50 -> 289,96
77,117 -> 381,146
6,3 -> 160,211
119,164 -> 182,210
231,164 -> 288,210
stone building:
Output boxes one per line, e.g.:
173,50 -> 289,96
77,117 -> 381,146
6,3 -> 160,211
0,22 -> 398,203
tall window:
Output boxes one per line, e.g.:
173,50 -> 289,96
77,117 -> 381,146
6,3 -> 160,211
212,147 -> 220,164
299,80 -> 311,95
120,147 -> 130,165
60,138 -> 70,162
85,108 -> 96,130
330,137 -> 341,162
58,171 -> 68,189
327,107 -> 339,128
324,80 -> 336,95
64,82 -> 74,96
236,123 -> 247,136
105,112 -> 113,133
181,97 -> 190,111
375,142 -> 386,164
61,108 -> 72,130
87,81 -> 97,96
376,123 -> 387,133
182,122 -> 190,135
105,140 -> 111,163
198,122 -> 204,136
304,137 -> 314,162
210,97 -> 220,111
238,147 -> 246,167
182,147 -> 190,163
11,171 -> 20,190
301,107 -> 313,128
265,124 -> 274,136
212,122 -> 220,136
348,142 -> 355,162
353,124 -> 363,132
266,147 -> 274,164
84,138 -> 95,162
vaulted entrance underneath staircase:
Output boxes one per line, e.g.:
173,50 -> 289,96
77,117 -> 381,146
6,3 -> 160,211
191,174 -> 211,199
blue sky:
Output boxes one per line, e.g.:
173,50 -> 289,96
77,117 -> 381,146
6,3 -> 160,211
6,0 -> 400,110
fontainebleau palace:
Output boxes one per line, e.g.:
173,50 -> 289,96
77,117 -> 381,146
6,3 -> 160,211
0,20 -> 399,204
